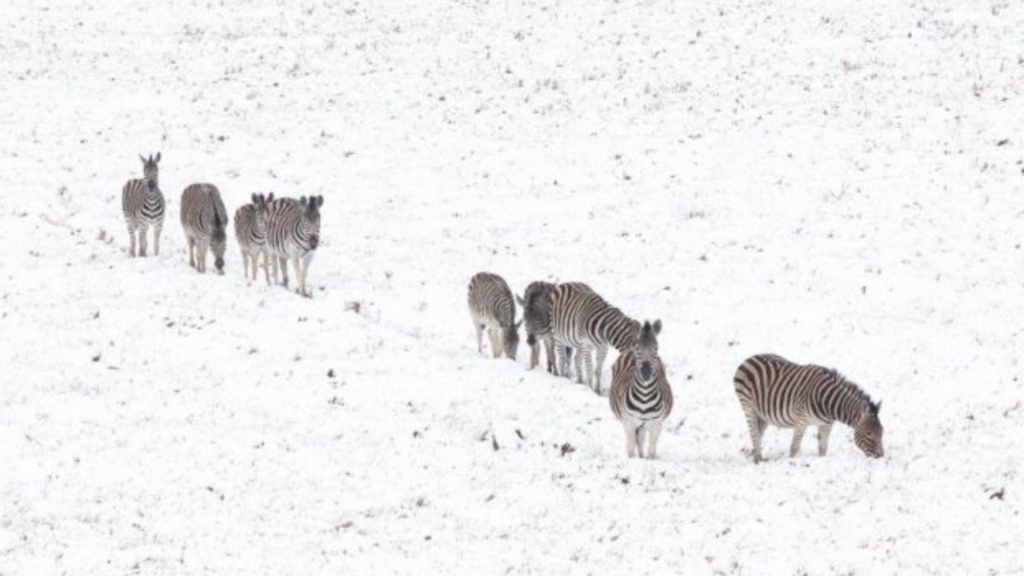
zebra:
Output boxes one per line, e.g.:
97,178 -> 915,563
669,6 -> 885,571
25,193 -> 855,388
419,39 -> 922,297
467,272 -> 521,360
549,282 -> 640,393
180,183 -> 229,275
609,320 -> 672,459
517,281 -> 557,373
733,353 -> 885,464
234,193 -> 275,283
121,153 -> 165,257
265,195 -> 323,297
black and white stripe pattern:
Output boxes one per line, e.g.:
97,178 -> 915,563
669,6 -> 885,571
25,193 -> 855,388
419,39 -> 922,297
733,354 -> 885,463
517,281 -> 557,373
180,183 -> 229,275
121,153 -> 165,257
609,320 -> 672,458
468,272 -> 520,360
265,195 -> 323,297
549,282 -> 640,393
234,193 -> 274,283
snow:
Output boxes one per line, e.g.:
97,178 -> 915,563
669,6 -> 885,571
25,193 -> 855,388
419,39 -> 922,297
1,0 -> 1022,574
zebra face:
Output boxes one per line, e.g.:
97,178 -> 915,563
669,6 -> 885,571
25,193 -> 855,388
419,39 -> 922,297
300,195 -> 323,250
633,319 -> 663,383
503,319 -> 522,360
140,152 -> 160,182
854,401 -> 884,458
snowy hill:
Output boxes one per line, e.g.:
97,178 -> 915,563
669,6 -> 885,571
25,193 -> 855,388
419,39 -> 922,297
1,0 -> 1021,574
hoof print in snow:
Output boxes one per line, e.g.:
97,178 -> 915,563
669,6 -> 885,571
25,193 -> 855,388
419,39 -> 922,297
989,488 -> 1005,501
491,436 -> 500,451
327,368 -> 335,378
515,429 -> 525,440
344,301 -> 362,314
619,476 -> 630,485
559,442 -> 575,457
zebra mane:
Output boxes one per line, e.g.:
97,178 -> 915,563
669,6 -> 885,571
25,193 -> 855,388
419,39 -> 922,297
826,368 -> 875,410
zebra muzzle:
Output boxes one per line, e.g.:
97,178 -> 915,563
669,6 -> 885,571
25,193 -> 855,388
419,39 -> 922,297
308,234 -> 319,250
640,362 -> 653,381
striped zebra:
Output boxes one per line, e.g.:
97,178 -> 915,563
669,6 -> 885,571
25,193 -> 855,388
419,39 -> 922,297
733,354 -> 885,463
467,272 -> 521,360
180,183 -> 229,275
609,320 -> 672,458
234,193 -> 275,283
121,153 -> 165,257
516,281 -> 557,372
265,195 -> 323,297
549,282 -> 640,393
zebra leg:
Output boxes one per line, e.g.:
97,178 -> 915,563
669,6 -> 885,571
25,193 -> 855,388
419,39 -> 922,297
186,237 -> 195,269
581,347 -> 594,387
139,224 -> 149,257
198,241 -> 208,273
487,328 -> 501,359
241,250 -> 250,279
554,343 -> 569,377
623,423 -> 639,458
545,336 -> 556,374
291,255 -> 303,295
279,257 -> 289,288
647,422 -> 664,459
742,404 -> 766,463
127,225 -> 136,257
529,339 -> 540,370
818,424 -> 834,456
594,345 -> 608,393
153,224 -> 162,256
790,425 -> 807,457
474,323 -> 485,354
300,253 -> 313,297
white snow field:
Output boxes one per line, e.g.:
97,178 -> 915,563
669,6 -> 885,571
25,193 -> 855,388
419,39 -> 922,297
1,0 -> 1022,574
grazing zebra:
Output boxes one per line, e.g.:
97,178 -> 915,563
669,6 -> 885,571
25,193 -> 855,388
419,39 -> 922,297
467,272 -> 521,360
265,195 -> 323,297
610,320 -> 672,458
234,193 -> 275,283
733,354 -> 885,463
517,281 -> 557,372
180,183 -> 229,275
549,282 -> 640,393
121,153 -> 165,257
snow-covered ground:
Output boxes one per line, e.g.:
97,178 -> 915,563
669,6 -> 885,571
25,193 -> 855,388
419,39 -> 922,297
1,0 -> 1022,573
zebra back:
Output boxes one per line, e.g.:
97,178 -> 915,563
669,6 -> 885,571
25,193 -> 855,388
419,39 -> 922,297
550,283 -> 638,351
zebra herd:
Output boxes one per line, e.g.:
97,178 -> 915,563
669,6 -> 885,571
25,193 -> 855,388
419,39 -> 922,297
120,153 -> 324,297
468,272 -> 886,462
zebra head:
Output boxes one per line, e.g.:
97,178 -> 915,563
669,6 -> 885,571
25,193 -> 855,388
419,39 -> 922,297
211,211 -> 227,275
634,320 -> 662,383
139,152 -> 161,184
299,195 -> 323,251
251,192 -> 275,234
854,400 -> 885,458
503,319 -> 522,361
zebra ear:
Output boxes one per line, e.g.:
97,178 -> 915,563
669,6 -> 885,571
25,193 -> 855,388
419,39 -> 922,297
516,294 -> 525,306
652,319 -> 662,335
251,193 -> 259,204
154,152 -> 161,163
267,192 -> 275,203
299,196 -> 308,207
139,154 -> 147,164
316,195 -> 324,208
873,400 -> 882,414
